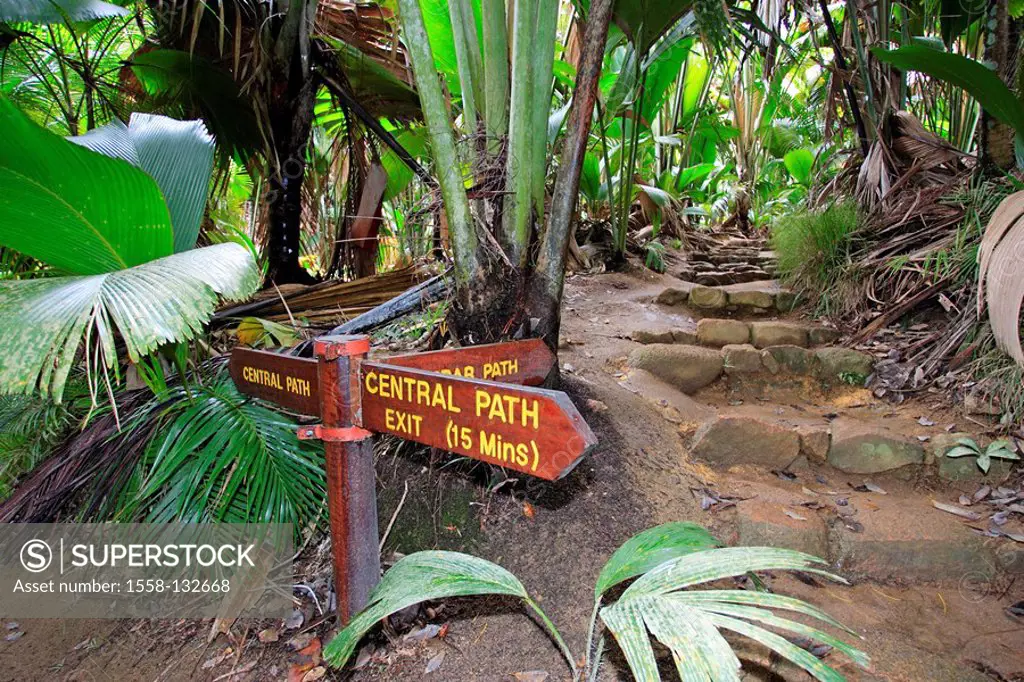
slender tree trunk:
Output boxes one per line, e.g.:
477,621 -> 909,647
980,0 -> 1020,172
266,0 -> 318,284
527,0 -> 614,348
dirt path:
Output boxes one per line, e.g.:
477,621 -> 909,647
3,268 -> 1023,681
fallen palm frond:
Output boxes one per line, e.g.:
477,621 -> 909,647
0,389 -> 153,523
213,264 -> 433,330
977,192 -> 1024,366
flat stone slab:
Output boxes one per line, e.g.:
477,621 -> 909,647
690,415 -> 800,469
827,419 -> 925,473
722,344 -> 763,374
689,285 -> 728,309
630,328 -> 675,344
829,493 -> 999,583
750,321 -> 809,348
728,289 -> 775,309
627,344 -> 723,394
761,345 -> 819,375
735,499 -> 829,558
655,284 -> 694,306
696,318 -> 750,346
815,347 -> 874,379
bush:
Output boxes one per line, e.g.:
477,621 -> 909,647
771,202 -> 860,312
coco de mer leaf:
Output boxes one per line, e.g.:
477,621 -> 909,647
0,94 -> 174,274
70,113 -> 216,253
0,0 -> 128,23
0,243 -> 258,401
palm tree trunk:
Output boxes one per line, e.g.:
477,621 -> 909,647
527,0 -> 614,348
980,0 -> 1020,171
266,0 -> 318,284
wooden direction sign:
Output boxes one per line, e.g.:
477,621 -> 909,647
228,348 -> 320,416
360,361 -> 594,480
381,338 -> 556,386
228,335 -> 596,624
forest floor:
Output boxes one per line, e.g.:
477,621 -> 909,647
2,266 -> 1024,681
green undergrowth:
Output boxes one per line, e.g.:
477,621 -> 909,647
770,201 -> 861,315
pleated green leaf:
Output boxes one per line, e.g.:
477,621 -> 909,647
0,243 -> 258,400
114,368 -> 325,528
599,600 -> 661,682
600,547 -> 868,682
622,547 -> 842,599
688,601 -> 869,669
595,522 -> 722,599
70,114 -> 216,252
0,0 -> 127,23
708,613 -> 848,682
0,95 -> 174,274
323,551 -> 529,667
641,598 -> 741,682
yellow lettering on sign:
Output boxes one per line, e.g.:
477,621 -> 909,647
241,366 -> 311,396
483,359 -> 518,379
385,408 -> 422,437
368,371 -> 462,413
478,430 -> 530,467
474,390 -> 540,429
285,376 -> 311,397
241,366 -> 283,390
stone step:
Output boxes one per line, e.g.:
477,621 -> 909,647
727,479 -> 1022,587
634,319 -> 844,349
656,281 -> 799,312
626,342 -> 875,394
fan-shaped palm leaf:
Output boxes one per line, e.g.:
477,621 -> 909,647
0,94 -> 174,273
0,242 -> 259,400
323,551 -> 530,666
600,547 -> 869,681
0,0 -> 127,24
70,113 -> 216,252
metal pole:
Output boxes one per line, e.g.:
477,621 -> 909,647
304,334 -> 380,624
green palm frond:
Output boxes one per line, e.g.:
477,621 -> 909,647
0,242 -> 258,401
324,551 -> 530,667
113,367 -> 325,527
70,114 -> 216,252
601,548 -> 869,682
595,522 -> 721,599
0,94 -> 258,402
0,0 -> 127,24
322,524 -> 866,681
0,386 -> 84,497
0,93 -> 174,273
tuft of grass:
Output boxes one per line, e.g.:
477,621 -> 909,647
771,201 -> 860,314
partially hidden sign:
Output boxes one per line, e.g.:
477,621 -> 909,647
360,361 -> 595,480
229,348 -> 320,416
382,339 -> 556,386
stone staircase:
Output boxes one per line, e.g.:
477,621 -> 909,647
616,277 -> 1024,589
673,236 -> 779,286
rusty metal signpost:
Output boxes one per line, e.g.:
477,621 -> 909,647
228,336 -> 596,623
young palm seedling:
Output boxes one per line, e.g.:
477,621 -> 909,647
323,522 -> 869,681
944,437 -> 1021,474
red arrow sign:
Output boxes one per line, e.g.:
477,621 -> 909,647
358,361 -> 595,480
382,339 -> 555,386
229,348 -> 320,415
